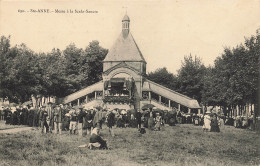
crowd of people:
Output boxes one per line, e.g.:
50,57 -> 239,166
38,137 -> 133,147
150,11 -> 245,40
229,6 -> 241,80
0,104 -> 254,149
0,104 -> 173,135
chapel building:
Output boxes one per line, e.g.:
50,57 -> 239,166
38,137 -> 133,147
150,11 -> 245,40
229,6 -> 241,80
62,14 -> 201,113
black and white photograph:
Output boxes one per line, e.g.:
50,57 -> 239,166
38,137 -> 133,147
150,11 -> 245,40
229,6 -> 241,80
0,0 -> 259,166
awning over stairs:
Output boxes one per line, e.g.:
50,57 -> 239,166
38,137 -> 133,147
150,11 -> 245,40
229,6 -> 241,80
143,79 -> 201,109
62,81 -> 103,104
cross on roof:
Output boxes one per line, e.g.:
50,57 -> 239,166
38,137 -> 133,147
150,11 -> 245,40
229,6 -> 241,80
122,6 -> 127,14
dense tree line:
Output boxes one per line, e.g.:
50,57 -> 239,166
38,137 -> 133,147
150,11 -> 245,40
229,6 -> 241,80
147,29 -> 259,112
0,29 -> 259,111
0,36 -> 108,103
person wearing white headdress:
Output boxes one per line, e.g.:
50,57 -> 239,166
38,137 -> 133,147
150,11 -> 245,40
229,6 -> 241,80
203,110 -> 211,131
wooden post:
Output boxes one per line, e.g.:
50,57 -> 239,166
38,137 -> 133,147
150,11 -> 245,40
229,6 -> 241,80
198,109 -> 201,115
178,104 -> 180,112
159,95 -> 161,104
188,108 -> 191,114
168,100 -> 171,108
95,91 -> 97,99
77,99 -> 80,106
148,91 -> 151,100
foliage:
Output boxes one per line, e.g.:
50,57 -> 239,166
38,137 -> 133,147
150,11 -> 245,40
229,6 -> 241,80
177,55 -> 206,103
0,29 -> 259,107
147,67 -> 177,91
0,37 -> 108,103
201,29 -> 259,106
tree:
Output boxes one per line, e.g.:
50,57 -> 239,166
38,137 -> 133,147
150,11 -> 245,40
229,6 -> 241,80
82,40 -> 108,85
177,55 -> 206,103
146,67 -> 177,90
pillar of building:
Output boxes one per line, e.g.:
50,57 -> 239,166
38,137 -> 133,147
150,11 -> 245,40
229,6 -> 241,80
168,100 -> 171,108
159,95 -> 161,103
188,108 -> 191,114
178,104 -> 180,112
86,95 -> 88,103
148,92 -> 151,100
198,109 -> 201,115
236,105 -> 239,117
95,91 -> 97,99
77,99 -> 80,106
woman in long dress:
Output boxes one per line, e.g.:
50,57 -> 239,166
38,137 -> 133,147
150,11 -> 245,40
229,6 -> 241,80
210,114 -> 220,132
147,111 -> 155,130
203,110 -> 211,131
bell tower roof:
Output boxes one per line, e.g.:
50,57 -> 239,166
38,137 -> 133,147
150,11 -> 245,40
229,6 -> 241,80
103,14 -> 146,63
122,14 -> 130,22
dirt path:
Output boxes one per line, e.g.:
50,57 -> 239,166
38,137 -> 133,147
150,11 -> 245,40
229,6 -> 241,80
0,127 -> 33,134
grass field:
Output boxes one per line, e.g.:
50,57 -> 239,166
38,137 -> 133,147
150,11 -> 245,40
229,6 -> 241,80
0,123 -> 259,166
0,122 -> 27,130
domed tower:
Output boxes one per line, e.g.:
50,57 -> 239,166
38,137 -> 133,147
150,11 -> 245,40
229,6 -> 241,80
103,14 -> 147,74
122,14 -> 130,38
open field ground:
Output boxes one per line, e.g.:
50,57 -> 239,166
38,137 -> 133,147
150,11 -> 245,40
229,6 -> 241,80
0,123 -> 259,166
0,121 -> 28,130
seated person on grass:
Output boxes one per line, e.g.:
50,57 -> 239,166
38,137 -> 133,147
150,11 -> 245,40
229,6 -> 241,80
88,127 -> 108,150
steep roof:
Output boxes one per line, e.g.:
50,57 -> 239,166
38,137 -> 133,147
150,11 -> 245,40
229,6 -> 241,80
122,14 -> 130,21
103,32 -> 146,63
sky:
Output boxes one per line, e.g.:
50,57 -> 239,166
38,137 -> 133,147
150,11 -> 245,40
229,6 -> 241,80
0,0 -> 259,74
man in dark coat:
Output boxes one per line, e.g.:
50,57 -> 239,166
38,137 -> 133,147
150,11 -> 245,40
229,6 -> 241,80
84,110 -> 93,135
40,107 -> 49,133
33,108 -> 39,127
28,107 -> 34,127
5,109 -> 11,124
136,109 -> 142,129
106,110 -> 115,136
77,107 -> 86,136
54,104 -> 64,134
23,106 -> 29,125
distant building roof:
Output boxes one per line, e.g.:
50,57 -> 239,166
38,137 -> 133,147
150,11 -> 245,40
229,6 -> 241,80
103,32 -> 146,62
